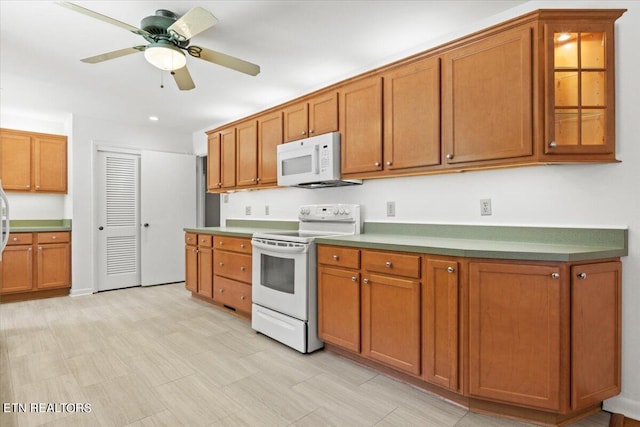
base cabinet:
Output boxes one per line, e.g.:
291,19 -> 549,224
184,233 -> 213,297
318,243 -> 622,425
213,235 -> 252,314
0,232 -> 71,300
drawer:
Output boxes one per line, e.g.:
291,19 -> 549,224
37,232 -> 70,244
197,234 -> 213,247
214,250 -> 252,283
318,245 -> 360,269
362,250 -> 421,278
215,235 -> 252,254
185,233 -> 197,245
6,233 -> 33,245
213,276 -> 252,313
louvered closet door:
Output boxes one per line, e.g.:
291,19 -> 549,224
96,151 -> 140,291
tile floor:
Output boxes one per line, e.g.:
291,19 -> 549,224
0,283 -> 612,427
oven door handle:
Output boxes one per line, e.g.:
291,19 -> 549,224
252,239 -> 309,254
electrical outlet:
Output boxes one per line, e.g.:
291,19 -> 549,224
223,194 -> 229,204
265,205 -> 270,215
245,206 -> 252,215
386,201 -> 396,217
480,199 -> 492,216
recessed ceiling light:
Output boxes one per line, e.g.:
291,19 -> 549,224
149,116 -> 159,121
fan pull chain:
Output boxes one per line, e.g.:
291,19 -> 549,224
160,70 -> 164,89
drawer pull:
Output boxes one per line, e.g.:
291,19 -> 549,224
333,255 -> 339,261
219,288 -> 224,293
240,295 -> 245,300
577,272 -> 587,279
12,237 -> 17,241
52,235 -> 57,239
219,262 -> 224,267
351,276 -> 357,282
240,244 -> 245,249
385,261 -> 392,268
240,266 -> 245,271
447,266 -> 455,273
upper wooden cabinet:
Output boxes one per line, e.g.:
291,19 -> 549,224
220,127 -> 236,189
383,57 -> 441,173
283,92 -> 338,142
0,128 -> 67,193
257,111 -> 282,186
236,120 -> 258,187
541,11 -> 623,159
442,24 -> 534,166
340,76 -> 383,176
205,9 -> 625,189
206,133 -> 222,192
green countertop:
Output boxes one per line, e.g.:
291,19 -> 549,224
184,220 -> 627,262
315,222 -> 628,262
9,219 -> 72,232
184,219 -> 298,238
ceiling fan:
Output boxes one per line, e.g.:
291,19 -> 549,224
58,2 -> 261,91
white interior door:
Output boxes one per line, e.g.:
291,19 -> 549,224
96,151 -> 140,291
140,150 -> 196,286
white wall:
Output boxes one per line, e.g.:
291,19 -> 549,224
211,0 -> 640,419
69,115 -> 193,296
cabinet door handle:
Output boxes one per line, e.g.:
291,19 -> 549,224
309,129 -> 314,134
28,247 -> 32,252
549,141 -> 558,148
551,272 -> 560,279
446,153 -> 454,160
219,262 -> 224,267
240,295 -> 245,300
386,161 -> 392,166
385,261 -> 392,268
363,278 -> 370,284
301,131 -> 306,135
219,288 -> 224,293
374,162 -> 381,167
38,246 -> 42,251
351,276 -> 357,282
240,266 -> 245,271
240,244 -> 245,249
447,266 -> 455,273
577,272 -> 587,279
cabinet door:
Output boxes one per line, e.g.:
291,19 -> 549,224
468,262 -> 562,411
318,266 -> 361,352
423,259 -> 458,390
283,102 -> 308,142
0,131 -> 32,191
0,246 -> 33,293
362,273 -> 420,376
544,22 -> 616,156
384,57 -> 441,171
36,243 -> 70,289
442,24 -> 533,165
236,120 -> 258,187
340,76 -> 383,175
185,245 -> 198,293
257,111 -> 282,186
197,246 -> 213,298
309,92 -> 338,137
207,133 -> 222,191
34,135 -> 67,193
220,128 -> 236,189
571,261 -> 621,409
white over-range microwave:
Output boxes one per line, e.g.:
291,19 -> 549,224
276,132 -> 362,188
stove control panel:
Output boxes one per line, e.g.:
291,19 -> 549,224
299,204 -> 360,222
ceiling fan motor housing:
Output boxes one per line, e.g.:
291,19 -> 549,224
141,10 -> 188,47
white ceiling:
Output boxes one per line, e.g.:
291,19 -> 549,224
0,1 -> 528,134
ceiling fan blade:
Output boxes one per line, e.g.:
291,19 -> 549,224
81,46 -> 146,64
172,66 -> 195,91
189,46 -> 260,76
168,7 -> 218,42
57,1 -> 150,37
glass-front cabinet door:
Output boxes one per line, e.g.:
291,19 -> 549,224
544,19 -> 619,156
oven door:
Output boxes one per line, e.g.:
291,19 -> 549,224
251,237 -> 312,321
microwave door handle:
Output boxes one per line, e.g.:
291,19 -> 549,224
313,144 -> 320,174
252,240 -> 308,254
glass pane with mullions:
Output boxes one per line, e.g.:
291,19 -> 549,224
555,109 -> 579,146
555,72 -> 578,106
554,32 -> 578,68
581,72 -> 605,106
582,111 -> 606,145
581,32 -> 606,69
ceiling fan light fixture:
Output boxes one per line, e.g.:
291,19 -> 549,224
144,42 -> 186,71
